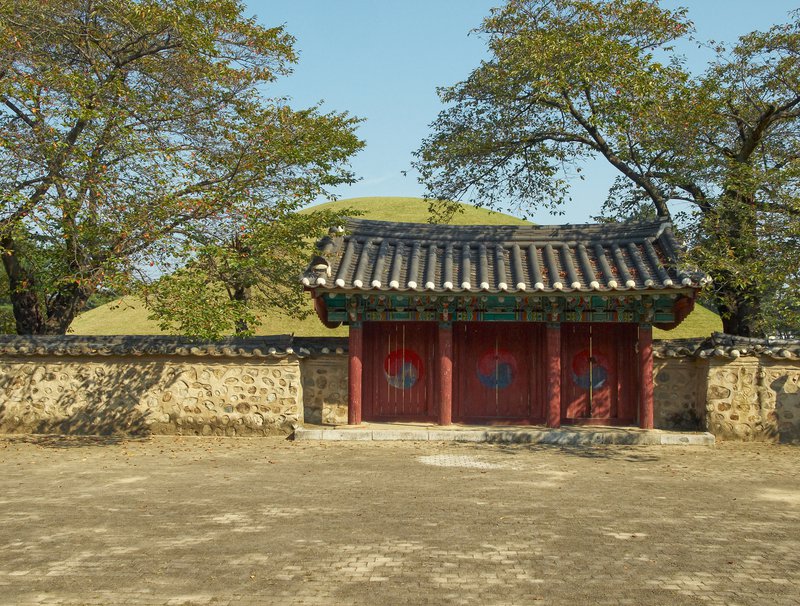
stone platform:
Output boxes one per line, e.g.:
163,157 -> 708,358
294,423 -> 715,445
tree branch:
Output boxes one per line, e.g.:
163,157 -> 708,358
561,92 -> 672,217
1,98 -> 36,129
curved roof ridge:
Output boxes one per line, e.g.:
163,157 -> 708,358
343,217 -> 671,243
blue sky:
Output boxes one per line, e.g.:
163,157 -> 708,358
247,1 -> 798,223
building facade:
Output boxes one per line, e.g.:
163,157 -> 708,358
302,218 -> 707,429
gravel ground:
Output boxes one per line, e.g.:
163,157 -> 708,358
0,436 -> 798,605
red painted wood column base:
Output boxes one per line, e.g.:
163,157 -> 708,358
638,324 -> 654,430
348,323 -> 363,425
546,323 -> 561,429
437,323 -> 453,426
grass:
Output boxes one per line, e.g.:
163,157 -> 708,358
69,196 -> 721,339
301,196 -> 533,225
653,302 -> 721,340
69,296 -> 350,337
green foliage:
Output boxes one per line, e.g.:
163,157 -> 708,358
143,207 -> 359,340
415,0 -> 800,336
0,304 -> 13,333
143,195 -> 534,340
0,0 -> 362,334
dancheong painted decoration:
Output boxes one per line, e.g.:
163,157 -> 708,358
302,217 -> 708,428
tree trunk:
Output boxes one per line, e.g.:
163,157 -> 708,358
715,283 -> 764,337
2,236 -> 45,334
232,284 -> 251,336
1,236 -> 92,335
43,283 -> 92,335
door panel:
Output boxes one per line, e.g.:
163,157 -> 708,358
455,322 -> 544,422
560,323 -> 637,424
363,322 -> 435,421
615,324 -> 639,422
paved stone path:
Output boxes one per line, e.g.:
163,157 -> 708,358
1,436 -> 799,605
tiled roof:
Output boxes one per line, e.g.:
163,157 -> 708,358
302,218 -> 708,294
0,335 -> 348,358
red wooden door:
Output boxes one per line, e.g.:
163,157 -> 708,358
560,324 -> 637,425
454,323 -> 545,423
363,322 -> 435,421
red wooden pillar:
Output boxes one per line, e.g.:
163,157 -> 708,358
638,324 -> 654,430
348,323 -> 363,425
437,323 -> 453,426
546,323 -> 561,428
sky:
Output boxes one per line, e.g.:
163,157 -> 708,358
247,1 -> 798,224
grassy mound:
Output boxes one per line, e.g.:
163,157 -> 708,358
300,196 -> 532,225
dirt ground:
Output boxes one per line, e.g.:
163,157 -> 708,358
0,436 -> 798,605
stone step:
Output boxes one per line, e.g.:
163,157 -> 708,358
293,425 -> 715,446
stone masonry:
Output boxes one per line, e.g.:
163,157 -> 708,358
653,358 -> 707,431
703,358 -> 800,442
0,357 -> 303,436
301,356 -> 349,426
656,334 -> 800,442
0,336 -> 340,437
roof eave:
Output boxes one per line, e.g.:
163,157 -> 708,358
309,285 -> 701,298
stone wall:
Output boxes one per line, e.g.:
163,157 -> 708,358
653,358 -> 707,431
656,334 -> 800,443
301,356 -> 349,425
0,356 -> 303,436
702,358 -> 800,443
0,336 -> 340,437
764,360 -> 800,443
1,333 -> 799,442
704,359 -> 766,441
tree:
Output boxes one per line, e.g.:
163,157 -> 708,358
142,205 -> 356,340
415,0 -> 800,337
0,0 -> 362,334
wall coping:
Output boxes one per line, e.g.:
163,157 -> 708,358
655,332 -> 800,360
0,335 -> 349,359
0,332 -> 795,361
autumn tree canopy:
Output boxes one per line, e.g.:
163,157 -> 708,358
0,0 -> 362,334
415,0 -> 800,336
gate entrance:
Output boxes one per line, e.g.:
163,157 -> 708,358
560,324 -> 638,425
363,322 -> 435,422
454,323 -> 546,424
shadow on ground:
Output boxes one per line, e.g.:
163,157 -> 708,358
466,442 -> 663,463
0,434 -> 150,449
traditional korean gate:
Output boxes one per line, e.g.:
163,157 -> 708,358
362,322 -> 436,422
454,323 -> 546,424
560,323 -> 638,425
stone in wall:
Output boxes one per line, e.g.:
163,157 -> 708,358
653,358 -> 706,431
0,357 -> 302,436
300,356 -> 348,425
704,359 -> 777,442
761,361 -> 800,443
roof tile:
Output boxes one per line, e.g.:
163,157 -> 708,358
303,218 -> 708,294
